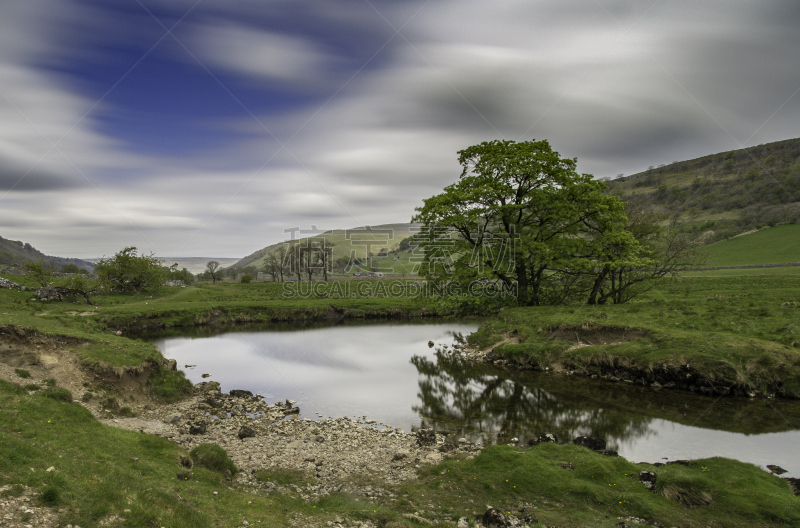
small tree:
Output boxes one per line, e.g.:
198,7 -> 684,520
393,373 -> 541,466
94,247 -> 163,293
23,261 -> 51,287
206,261 -> 221,283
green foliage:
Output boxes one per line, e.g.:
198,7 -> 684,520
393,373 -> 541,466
414,139 -> 646,306
61,263 -> 80,274
240,274 -> 253,283
14,368 -> 31,379
189,444 -> 237,475
94,247 -> 164,293
23,260 -> 51,286
39,485 -> 61,505
42,387 -> 73,402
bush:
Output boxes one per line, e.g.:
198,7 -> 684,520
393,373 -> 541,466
94,246 -> 164,293
24,384 -> 40,391
189,444 -> 237,475
14,368 -> 31,379
42,387 -> 73,402
39,485 -> 60,505
240,274 -> 252,284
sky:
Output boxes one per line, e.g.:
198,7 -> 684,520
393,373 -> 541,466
1,0 -> 799,259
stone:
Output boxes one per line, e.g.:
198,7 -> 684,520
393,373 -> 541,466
179,455 -> 193,468
189,422 -> 207,435
165,413 -> 182,424
313,435 -> 325,443
639,470 -> 657,490
166,359 -> 177,371
238,425 -> 257,440
457,517 -> 469,528
230,389 -> 254,399
416,428 -> 437,447
481,506 -> 509,527
537,433 -> 558,444
427,340 -> 434,348
597,449 -> 619,457
573,436 -> 607,451
201,373 -> 211,378
767,465 -> 788,475
230,404 -> 245,417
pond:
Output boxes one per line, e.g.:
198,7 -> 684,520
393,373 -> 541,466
146,320 -> 800,478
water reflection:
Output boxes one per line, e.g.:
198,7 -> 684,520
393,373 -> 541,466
412,349 -> 654,448
411,348 -> 800,476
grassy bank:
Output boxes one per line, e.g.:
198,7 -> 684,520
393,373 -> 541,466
469,272 -> 800,397
1,379 -> 797,528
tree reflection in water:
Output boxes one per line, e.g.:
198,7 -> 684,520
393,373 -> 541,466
411,349 -> 654,449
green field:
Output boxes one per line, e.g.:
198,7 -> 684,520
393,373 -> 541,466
704,224 -> 800,266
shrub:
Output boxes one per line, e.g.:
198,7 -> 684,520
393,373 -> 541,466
240,274 -> 253,284
42,387 -> 73,402
189,444 -> 237,475
24,384 -> 40,391
14,368 -> 31,379
39,485 -> 60,505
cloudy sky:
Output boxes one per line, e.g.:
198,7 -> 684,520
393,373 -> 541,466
1,0 -> 799,258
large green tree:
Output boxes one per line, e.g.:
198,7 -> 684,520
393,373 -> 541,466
413,139 -> 648,306
94,247 -> 164,293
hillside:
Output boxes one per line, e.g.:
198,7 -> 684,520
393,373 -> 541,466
233,223 -> 422,274
704,224 -> 800,266
0,235 -> 93,271
606,137 -> 800,243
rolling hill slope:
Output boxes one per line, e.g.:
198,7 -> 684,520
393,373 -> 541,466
233,223 -> 422,272
0,236 -> 94,270
606,137 -> 800,243
703,224 -> 800,266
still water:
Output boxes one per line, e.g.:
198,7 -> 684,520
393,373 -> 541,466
147,320 -> 800,477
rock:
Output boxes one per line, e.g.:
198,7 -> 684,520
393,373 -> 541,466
165,413 -> 182,425
313,435 -> 325,443
285,398 -> 297,406
767,464 -> 788,475
416,429 -> 437,447
201,373 -> 211,378
457,517 -> 469,528
238,425 -> 257,440
573,436 -> 607,451
242,521 -> 249,527
189,422 -> 207,435
558,462 -> 574,470
427,340 -> 434,348
639,470 -> 657,490
179,455 -> 193,468
230,404 -> 245,417
230,389 -> 254,399
597,449 -> 619,457
783,477 -> 800,496
166,359 -> 177,371
481,506 -> 509,527
392,451 -> 409,461
113,330 -> 123,336
537,433 -> 558,444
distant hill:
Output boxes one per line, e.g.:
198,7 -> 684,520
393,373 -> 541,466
155,257 -> 241,275
0,236 -> 94,271
233,223 -> 422,273
703,224 -> 800,266
606,137 -> 800,244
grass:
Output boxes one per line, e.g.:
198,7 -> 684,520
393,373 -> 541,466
469,272 -> 800,397
705,224 -> 800,266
